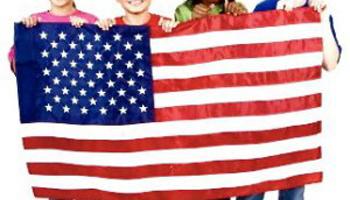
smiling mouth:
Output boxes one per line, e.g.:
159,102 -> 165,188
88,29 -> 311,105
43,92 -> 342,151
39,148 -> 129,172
127,0 -> 144,6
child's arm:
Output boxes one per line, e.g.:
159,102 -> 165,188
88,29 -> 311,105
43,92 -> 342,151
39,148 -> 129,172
308,0 -> 340,70
321,12 -> 340,71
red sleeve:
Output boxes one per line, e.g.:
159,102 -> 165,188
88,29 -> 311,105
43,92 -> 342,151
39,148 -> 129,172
115,17 -> 125,25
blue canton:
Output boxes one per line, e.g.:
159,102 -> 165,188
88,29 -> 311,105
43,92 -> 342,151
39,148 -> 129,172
15,23 -> 154,125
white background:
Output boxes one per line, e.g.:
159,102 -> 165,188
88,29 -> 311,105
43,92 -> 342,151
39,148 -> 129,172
0,0 -> 348,199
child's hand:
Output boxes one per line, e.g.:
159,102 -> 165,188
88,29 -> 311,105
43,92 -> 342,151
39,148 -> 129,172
277,0 -> 307,11
159,18 -> 179,33
308,0 -> 327,12
70,16 -> 87,28
192,3 -> 211,19
225,2 -> 248,16
22,16 -> 40,28
96,19 -> 115,31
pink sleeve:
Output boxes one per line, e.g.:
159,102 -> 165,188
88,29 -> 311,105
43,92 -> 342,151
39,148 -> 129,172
86,15 -> 98,24
76,11 -> 98,24
8,46 -> 15,73
8,46 -> 15,62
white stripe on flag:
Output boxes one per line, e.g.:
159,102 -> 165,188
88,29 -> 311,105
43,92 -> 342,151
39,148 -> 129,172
20,108 -> 321,140
154,79 -> 321,108
150,23 -> 322,53
28,160 -> 321,193
153,52 -> 323,80
24,134 -> 320,167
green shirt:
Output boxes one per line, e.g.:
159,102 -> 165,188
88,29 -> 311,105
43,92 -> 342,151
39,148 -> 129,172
175,0 -> 224,22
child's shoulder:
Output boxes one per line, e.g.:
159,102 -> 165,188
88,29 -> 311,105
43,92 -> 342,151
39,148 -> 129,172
29,10 -> 97,23
175,3 -> 193,22
30,11 -> 50,18
74,10 -> 98,23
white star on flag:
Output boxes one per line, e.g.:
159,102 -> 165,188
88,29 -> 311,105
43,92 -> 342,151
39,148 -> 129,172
58,32 -> 67,40
39,31 -> 48,39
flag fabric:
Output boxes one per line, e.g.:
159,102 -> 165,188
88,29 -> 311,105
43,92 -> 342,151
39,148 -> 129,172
15,8 -> 323,200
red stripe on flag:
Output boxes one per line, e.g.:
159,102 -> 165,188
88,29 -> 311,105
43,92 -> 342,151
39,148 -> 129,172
151,8 -> 320,38
27,148 -> 321,179
154,66 -> 321,93
32,172 -> 322,200
155,94 -> 321,122
152,38 -> 322,66
23,122 -> 321,152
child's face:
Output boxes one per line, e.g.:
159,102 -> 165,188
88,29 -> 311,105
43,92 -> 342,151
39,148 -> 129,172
117,0 -> 152,14
50,0 -> 74,8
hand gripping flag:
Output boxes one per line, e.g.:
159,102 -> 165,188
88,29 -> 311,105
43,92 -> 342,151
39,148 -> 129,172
15,8 -> 323,200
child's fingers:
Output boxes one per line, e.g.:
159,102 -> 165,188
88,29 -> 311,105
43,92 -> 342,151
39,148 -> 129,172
162,20 -> 170,32
27,17 -> 33,27
33,16 -> 39,24
193,7 -> 208,17
318,1 -> 327,12
21,17 -> 28,27
103,20 -> 111,31
108,18 -> 115,27
71,17 -> 87,28
23,16 -> 37,28
224,0 -> 229,11
195,4 -> 210,13
276,0 -> 285,10
168,21 -> 178,32
158,17 -> 164,26
102,22 -> 108,31
160,20 -> 179,33
278,0 -> 294,11
97,20 -> 109,31
31,17 -> 38,27
165,21 -> 171,32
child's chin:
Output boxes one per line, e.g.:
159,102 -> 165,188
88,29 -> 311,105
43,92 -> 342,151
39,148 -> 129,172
51,0 -> 71,7
125,6 -> 147,14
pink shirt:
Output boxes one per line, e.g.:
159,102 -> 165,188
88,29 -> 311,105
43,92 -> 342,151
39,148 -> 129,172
8,10 -> 97,70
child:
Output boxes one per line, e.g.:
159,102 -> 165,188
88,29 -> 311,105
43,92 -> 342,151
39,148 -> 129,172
175,0 -> 248,22
237,0 -> 340,200
9,0 -> 98,73
97,0 -> 178,33
253,0 -> 339,68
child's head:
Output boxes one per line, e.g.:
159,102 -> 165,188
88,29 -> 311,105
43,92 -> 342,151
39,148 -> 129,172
117,0 -> 152,14
49,0 -> 75,8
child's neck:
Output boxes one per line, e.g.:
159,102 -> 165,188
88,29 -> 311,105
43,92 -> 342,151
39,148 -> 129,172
50,4 -> 76,16
123,12 -> 151,26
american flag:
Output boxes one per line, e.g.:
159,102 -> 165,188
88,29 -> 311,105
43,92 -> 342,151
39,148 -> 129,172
15,8 -> 323,200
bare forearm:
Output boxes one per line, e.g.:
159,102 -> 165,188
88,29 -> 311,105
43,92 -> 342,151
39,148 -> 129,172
321,12 -> 340,71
